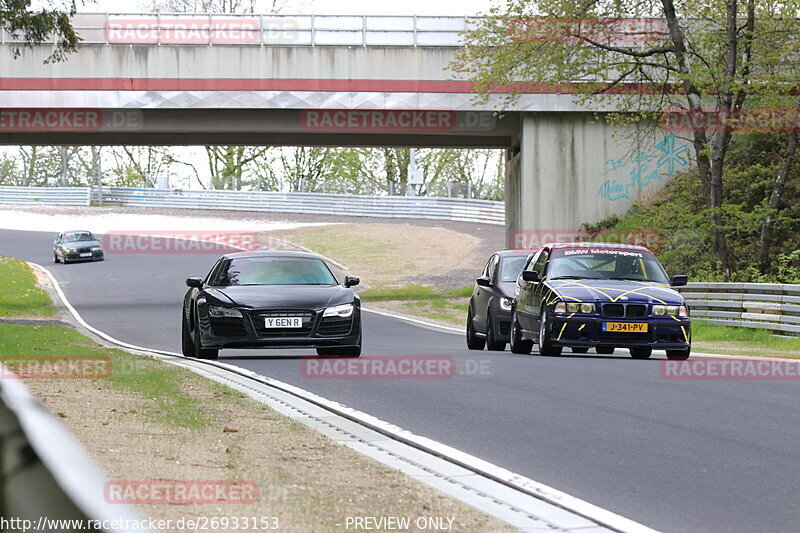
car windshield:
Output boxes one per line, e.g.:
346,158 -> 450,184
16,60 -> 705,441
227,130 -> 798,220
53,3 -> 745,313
499,255 -> 528,282
214,257 -> 337,286
63,232 -> 95,242
547,248 -> 670,283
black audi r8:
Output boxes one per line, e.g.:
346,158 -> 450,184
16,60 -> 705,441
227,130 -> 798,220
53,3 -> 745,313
510,243 -> 691,359
466,250 -> 532,351
53,230 -> 104,263
182,251 -> 362,359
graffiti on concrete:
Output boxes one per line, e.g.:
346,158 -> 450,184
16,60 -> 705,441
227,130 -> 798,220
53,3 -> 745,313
598,134 -> 689,201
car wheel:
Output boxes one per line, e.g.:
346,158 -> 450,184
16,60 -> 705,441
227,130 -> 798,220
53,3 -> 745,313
485,312 -> 506,351
596,346 -> 615,354
466,309 -> 486,350
509,310 -> 533,354
192,311 -> 219,360
181,312 -> 196,357
571,347 -> 589,353
537,305 -> 562,356
630,347 -> 653,359
666,347 -> 691,360
53,252 -> 59,264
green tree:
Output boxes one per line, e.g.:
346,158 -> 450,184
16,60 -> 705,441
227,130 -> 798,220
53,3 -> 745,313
1,0 -> 80,63
453,0 -> 800,277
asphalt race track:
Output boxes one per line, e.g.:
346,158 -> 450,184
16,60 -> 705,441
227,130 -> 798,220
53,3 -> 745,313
3,228 -> 800,533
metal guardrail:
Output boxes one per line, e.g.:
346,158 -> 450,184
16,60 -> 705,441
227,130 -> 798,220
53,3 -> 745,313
680,282 -> 800,335
0,13 -> 471,47
0,367 -> 149,533
0,186 -> 91,207
90,186 -> 505,224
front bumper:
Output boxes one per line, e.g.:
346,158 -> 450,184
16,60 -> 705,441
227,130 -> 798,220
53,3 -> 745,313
199,306 -> 362,350
492,309 -> 513,341
64,251 -> 104,262
547,315 -> 691,350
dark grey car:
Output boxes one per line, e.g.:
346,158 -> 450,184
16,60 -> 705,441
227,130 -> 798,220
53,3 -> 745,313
53,230 -> 104,263
466,250 -> 532,351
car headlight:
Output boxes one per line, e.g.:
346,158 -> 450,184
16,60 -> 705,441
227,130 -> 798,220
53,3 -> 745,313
500,297 -> 513,311
323,303 -> 354,318
65,248 -> 75,253
555,302 -> 566,313
90,247 -> 102,251
208,305 -> 242,318
563,302 -> 595,314
653,305 -> 687,317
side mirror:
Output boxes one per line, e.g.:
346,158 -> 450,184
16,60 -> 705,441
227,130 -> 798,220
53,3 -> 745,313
344,276 -> 360,288
476,275 -> 491,287
671,274 -> 688,287
185,277 -> 204,288
522,270 -> 540,283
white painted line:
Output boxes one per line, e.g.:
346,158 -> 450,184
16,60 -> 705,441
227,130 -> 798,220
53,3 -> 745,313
30,262 -> 659,533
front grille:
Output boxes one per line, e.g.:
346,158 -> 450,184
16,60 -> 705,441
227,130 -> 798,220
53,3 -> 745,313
318,316 -> 353,336
211,318 -> 248,337
251,309 -> 315,338
602,303 -> 649,318
76,246 -> 92,253
499,321 -> 510,336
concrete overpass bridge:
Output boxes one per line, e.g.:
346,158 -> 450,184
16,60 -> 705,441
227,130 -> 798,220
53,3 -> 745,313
0,13 -> 691,239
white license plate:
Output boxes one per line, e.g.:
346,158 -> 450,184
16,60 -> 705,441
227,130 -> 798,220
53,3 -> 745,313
264,317 -> 302,328
79,252 -> 92,257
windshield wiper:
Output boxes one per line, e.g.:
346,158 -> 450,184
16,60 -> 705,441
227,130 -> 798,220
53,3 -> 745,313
550,275 -> 600,280
607,277 -> 649,282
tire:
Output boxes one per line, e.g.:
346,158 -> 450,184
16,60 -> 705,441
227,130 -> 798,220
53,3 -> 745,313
181,313 -> 196,357
509,310 -> 533,354
53,252 -> 59,264
485,312 -> 506,351
466,309 -> 486,350
537,305 -> 562,356
596,346 -> 615,354
571,347 -> 589,353
666,347 -> 691,360
192,311 -> 219,360
630,347 -> 653,359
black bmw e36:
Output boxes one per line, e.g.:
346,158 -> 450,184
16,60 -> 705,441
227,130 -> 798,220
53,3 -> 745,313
182,251 -> 362,359
510,242 -> 691,360
53,230 -> 105,263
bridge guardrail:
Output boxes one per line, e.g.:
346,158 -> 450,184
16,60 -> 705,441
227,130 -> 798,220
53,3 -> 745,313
0,366 -> 149,533
1,13 -> 472,47
679,282 -> 800,335
0,186 -> 91,207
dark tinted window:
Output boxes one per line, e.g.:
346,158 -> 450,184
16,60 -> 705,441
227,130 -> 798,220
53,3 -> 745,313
63,231 -> 95,242
548,248 -> 669,283
213,257 -> 337,286
499,255 -> 528,282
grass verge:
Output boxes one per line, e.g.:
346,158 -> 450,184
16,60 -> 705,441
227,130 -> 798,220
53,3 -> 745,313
692,320 -> 800,358
0,257 -> 55,317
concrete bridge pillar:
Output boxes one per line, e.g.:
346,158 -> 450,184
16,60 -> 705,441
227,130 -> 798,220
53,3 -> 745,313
505,112 -> 692,249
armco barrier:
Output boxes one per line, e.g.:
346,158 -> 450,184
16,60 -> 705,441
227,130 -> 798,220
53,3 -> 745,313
91,187 -> 505,224
680,282 -> 800,335
0,368 -> 149,532
0,186 -> 91,207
